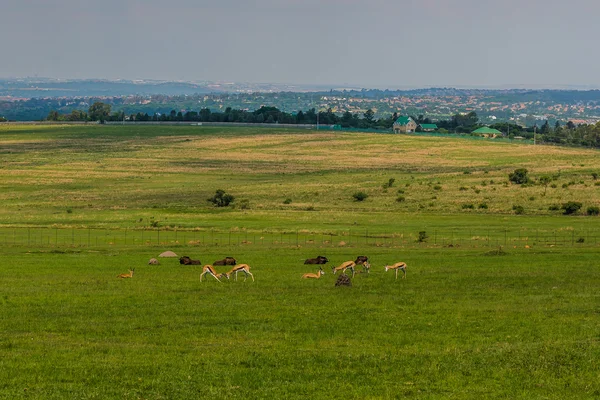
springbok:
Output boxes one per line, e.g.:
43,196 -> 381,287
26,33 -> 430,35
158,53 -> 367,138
332,261 -> 356,277
200,265 -> 226,282
226,264 -> 254,282
385,262 -> 407,280
117,269 -> 135,279
302,267 -> 325,279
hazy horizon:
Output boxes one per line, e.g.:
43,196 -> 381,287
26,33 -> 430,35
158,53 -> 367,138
2,0 -> 600,88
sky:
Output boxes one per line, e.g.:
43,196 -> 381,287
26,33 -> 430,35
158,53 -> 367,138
2,0 -> 600,88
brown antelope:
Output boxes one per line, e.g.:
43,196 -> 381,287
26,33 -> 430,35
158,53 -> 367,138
200,265 -> 226,282
332,261 -> 356,277
385,262 -> 407,280
117,269 -> 134,278
226,264 -> 254,282
302,267 -> 325,279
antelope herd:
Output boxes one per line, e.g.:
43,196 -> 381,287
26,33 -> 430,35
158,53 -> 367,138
122,253 -> 408,282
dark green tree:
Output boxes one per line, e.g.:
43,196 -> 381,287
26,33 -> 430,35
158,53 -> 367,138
88,102 -> 112,122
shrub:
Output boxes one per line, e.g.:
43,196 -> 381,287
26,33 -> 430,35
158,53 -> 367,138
592,172 -> 599,180
562,183 -> 569,189
352,191 -> 369,202
208,189 -> 235,207
576,237 -> 585,243
283,198 -> 292,204
433,185 -> 442,191
551,183 -> 557,188
418,231 -> 429,242
548,204 -> 560,211
459,186 -> 468,191
463,170 -> 471,175
238,199 -> 250,210
385,178 -> 396,188
595,182 -> 600,186
587,206 -> 600,216
512,205 -> 525,215
561,201 -> 582,215
509,168 -> 530,184
478,203 -> 488,209
66,208 -> 73,214
529,196 -> 535,201
462,203 -> 475,209
396,196 -> 406,203
397,189 -> 405,194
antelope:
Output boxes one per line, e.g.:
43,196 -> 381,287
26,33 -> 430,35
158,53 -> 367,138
304,255 -> 329,265
226,264 -> 254,282
117,269 -> 134,279
302,267 -> 325,279
332,261 -> 356,277
200,264 -> 226,282
385,262 -> 407,280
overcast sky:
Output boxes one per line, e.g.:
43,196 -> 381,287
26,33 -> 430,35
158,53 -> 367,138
1,0 -> 599,88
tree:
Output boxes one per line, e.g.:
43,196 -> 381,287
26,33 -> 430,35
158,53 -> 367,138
363,109 -> 375,126
540,120 -> 551,135
88,102 -> 111,122
208,189 -> 235,207
509,168 -> 530,184
539,175 -> 551,196
47,110 -> 60,121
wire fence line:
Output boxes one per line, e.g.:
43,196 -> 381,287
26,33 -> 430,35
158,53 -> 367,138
1,226 -> 598,249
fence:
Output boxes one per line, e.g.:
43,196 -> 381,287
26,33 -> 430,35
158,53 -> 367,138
1,226 -> 598,249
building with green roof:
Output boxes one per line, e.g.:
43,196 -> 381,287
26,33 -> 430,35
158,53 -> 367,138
472,127 -> 502,137
393,116 -> 417,133
419,123 -> 438,132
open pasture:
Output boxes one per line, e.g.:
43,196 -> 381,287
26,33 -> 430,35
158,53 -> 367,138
1,124 -> 600,231
1,245 -> 599,399
1,124 -> 600,398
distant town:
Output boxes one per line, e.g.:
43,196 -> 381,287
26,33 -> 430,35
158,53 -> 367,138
2,78 -> 600,127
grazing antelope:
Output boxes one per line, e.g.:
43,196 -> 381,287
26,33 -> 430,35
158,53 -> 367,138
332,261 -> 356,277
200,264 -> 226,282
385,262 -> 407,280
117,269 -> 134,279
226,264 -> 254,282
302,267 -> 325,279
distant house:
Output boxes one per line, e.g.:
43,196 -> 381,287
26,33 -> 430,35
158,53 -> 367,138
419,123 -> 438,132
393,116 -> 417,133
472,127 -> 502,138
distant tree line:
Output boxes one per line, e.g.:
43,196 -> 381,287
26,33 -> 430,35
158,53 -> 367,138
42,103 -> 600,148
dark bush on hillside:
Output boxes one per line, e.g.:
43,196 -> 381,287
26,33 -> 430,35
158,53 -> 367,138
586,206 -> 600,216
208,189 -> 235,207
509,168 -> 530,184
512,205 -> 525,214
561,201 -> 582,215
418,231 -> 429,242
352,192 -> 368,201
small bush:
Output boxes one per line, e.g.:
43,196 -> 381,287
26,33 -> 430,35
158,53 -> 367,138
463,170 -> 471,175
283,198 -> 292,204
478,203 -> 488,209
592,172 -> 599,180
352,192 -> 369,202
418,231 -> 429,242
576,237 -> 585,243
208,189 -> 235,207
238,199 -> 250,210
459,186 -> 468,191
509,168 -> 530,184
433,185 -> 442,191
586,206 -> 600,216
462,203 -> 475,209
474,189 -> 481,194
595,182 -> 600,186
551,183 -> 557,188
66,208 -> 73,214
562,183 -> 569,189
529,196 -> 535,201
305,206 -> 315,211
561,201 -> 582,215
397,189 -> 405,194
512,205 -> 525,215
548,204 -> 560,211
396,196 -> 406,203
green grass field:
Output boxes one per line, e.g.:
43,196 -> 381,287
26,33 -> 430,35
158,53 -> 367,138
1,125 -> 599,398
